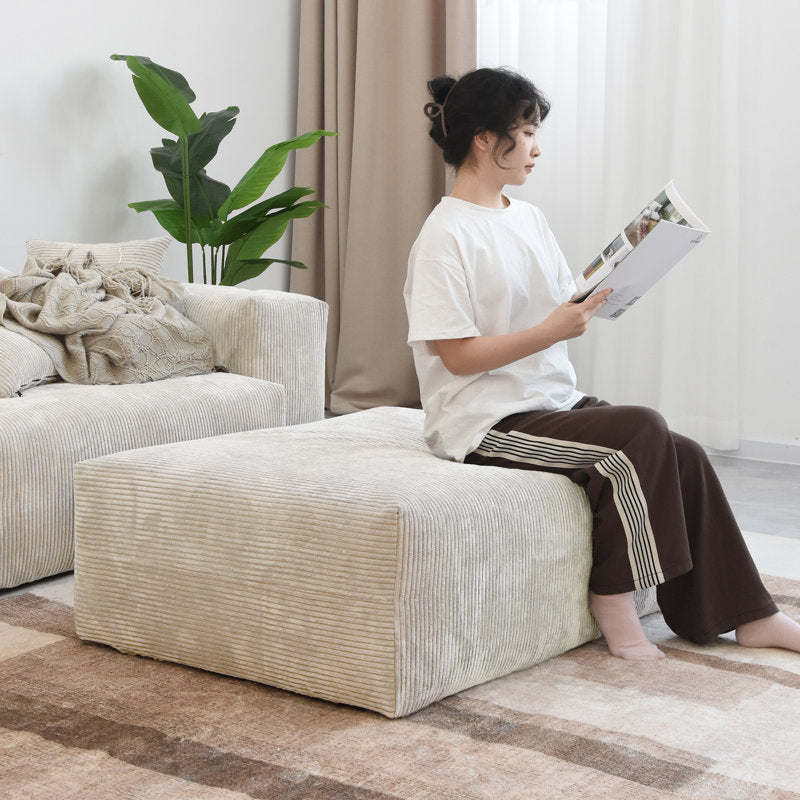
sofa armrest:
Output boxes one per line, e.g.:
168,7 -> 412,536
181,284 -> 328,425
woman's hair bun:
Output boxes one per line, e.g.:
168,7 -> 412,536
427,75 -> 455,106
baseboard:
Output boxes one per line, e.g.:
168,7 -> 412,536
706,440 -> 800,466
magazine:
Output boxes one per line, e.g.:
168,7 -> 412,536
573,180 -> 710,320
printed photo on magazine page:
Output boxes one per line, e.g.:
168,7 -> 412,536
573,180 -> 710,320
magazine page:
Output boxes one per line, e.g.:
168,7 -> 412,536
573,180 -> 710,319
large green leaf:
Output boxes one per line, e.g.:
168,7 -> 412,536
150,140 -> 232,217
170,171 -> 232,219
133,205 -> 189,243
111,54 -> 196,102
191,173 -> 232,219
193,217 -> 225,248
151,109 -> 238,181
217,130 -> 336,221
224,201 -> 324,266
112,54 -> 201,138
128,198 -> 182,213
189,108 -> 239,171
211,188 -> 317,247
149,140 -> 181,198
128,198 -> 208,244
242,186 -> 316,215
220,258 -> 308,287
153,208 -> 191,242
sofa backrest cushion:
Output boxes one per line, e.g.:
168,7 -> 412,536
25,236 -> 171,275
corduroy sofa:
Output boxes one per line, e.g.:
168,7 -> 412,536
0,238 -> 328,590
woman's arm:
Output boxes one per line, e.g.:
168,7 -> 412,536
434,289 -> 612,376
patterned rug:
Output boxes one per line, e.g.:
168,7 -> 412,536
2,576 -> 800,799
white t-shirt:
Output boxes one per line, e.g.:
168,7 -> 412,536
404,195 -> 584,461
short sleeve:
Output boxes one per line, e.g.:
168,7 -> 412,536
558,250 -> 578,298
536,212 -> 577,299
405,258 -> 481,345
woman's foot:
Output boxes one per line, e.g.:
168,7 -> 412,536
588,590 -> 665,661
736,612 -> 800,652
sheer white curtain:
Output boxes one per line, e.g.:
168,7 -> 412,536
478,0 -> 742,449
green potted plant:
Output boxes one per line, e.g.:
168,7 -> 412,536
112,54 -> 335,285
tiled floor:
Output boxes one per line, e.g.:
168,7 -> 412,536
707,454 -> 800,540
707,454 -> 800,581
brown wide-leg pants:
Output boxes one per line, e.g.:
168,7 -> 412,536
464,396 -> 777,644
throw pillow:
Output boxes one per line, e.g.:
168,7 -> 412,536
0,327 -> 59,397
26,236 -> 171,275
2,266 -> 58,395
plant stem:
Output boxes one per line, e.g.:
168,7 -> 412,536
180,135 -> 194,282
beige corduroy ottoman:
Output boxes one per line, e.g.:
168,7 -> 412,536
73,406 -> 655,718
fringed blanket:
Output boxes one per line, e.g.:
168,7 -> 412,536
0,254 -> 214,385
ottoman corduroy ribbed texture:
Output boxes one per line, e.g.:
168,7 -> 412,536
73,406 -> 654,718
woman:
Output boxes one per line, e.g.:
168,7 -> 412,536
404,67 -> 800,660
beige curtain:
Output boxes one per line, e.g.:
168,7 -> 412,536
291,0 -> 477,413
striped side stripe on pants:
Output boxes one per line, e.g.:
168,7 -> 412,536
473,429 -> 664,590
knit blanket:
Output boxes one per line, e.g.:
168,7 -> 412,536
0,254 -> 214,385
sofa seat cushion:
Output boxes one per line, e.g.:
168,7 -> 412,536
0,372 -> 285,589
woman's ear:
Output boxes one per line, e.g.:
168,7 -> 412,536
473,130 -> 496,154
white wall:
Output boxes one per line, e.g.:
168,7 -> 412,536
736,3 -> 800,457
0,0 -> 301,290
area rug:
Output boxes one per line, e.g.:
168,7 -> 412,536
2,576 -> 800,799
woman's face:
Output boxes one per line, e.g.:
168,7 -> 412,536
496,118 -> 542,185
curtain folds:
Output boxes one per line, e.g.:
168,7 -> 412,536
479,0 -> 743,450
292,0 -> 477,413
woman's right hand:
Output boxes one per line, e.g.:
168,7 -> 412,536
541,289 -> 613,341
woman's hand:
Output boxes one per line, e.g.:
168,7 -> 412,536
541,289 -> 613,342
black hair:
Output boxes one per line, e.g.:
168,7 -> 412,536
425,67 -> 550,168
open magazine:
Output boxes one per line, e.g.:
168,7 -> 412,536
573,180 -> 710,320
